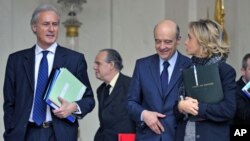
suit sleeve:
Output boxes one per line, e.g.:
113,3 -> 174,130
3,54 -> 16,131
127,60 -> 145,123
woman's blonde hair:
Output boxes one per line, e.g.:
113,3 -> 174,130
188,19 -> 229,59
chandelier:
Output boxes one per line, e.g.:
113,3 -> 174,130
57,0 -> 86,13
57,0 -> 87,50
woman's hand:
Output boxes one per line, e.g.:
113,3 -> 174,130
178,96 -> 199,116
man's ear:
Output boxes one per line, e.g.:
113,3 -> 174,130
31,24 -> 37,34
109,61 -> 115,70
241,67 -> 246,76
176,36 -> 181,45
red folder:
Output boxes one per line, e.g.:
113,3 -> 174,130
118,133 -> 136,141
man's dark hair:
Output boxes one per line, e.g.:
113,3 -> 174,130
242,53 -> 250,69
101,48 -> 123,71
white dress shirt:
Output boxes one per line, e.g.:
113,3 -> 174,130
29,43 -> 57,122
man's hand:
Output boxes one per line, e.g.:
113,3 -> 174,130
142,110 -> 166,134
52,97 -> 77,119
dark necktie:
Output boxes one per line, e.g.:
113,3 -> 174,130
161,61 -> 170,93
33,51 -> 49,125
103,84 -> 111,102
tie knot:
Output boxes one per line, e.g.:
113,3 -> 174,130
42,51 -> 49,57
103,84 -> 111,98
163,61 -> 170,68
106,84 -> 111,90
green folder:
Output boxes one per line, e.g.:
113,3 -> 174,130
183,63 -> 224,121
183,63 -> 224,104
44,68 -> 86,122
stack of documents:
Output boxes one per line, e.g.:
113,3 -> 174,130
242,81 -> 250,99
44,68 -> 86,122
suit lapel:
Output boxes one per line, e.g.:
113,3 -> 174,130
103,74 -> 124,107
164,52 -> 191,98
23,45 -> 67,95
52,45 -> 67,69
103,87 -> 115,107
165,61 -> 182,95
24,46 -> 36,92
149,55 -> 162,97
148,55 -> 165,112
96,83 -> 106,116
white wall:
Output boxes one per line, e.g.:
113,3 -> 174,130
0,0 -> 248,141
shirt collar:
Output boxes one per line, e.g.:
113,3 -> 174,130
109,72 -> 120,88
35,42 -> 58,55
159,51 -> 178,67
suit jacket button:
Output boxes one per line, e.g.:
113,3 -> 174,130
196,135 -> 200,138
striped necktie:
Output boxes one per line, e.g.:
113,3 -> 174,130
32,51 -> 49,125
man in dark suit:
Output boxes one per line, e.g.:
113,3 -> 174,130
93,49 -> 136,141
3,4 -> 95,141
234,53 -> 250,125
127,20 -> 191,141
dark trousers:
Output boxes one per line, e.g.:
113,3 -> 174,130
25,123 -> 56,141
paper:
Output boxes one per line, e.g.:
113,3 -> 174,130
44,68 -> 86,122
242,81 -> 250,99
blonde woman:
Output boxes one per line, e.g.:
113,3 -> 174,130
175,19 -> 236,141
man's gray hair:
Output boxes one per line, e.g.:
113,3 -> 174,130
30,3 -> 61,25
